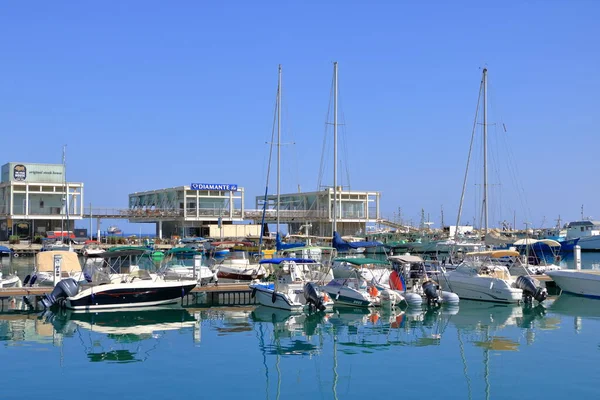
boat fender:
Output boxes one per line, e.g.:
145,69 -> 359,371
181,286 -> 185,298
251,287 -> 257,298
272,291 -> 277,303
23,275 -> 31,286
29,275 -> 37,287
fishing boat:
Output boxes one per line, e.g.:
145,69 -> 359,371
40,249 -> 197,311
249,258 -> 333,312
564,220 -> 600,251
437,250 -> 547,304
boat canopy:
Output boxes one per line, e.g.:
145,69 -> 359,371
36,251 -> 81,273
388,255 -> 424,263
513,238 -> 561,247
107,246 -> 146,252
332,231 -> 381,251
334,257 -> 389,266
0,245 -> 11,254
87,249 -> 147,259
166,247 -> 200,255
259,258 -> 316,265
465,250 -> 520,258
276,233 -> 306,251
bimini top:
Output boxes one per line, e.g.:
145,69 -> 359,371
334,257 -> 389,266
513,238 -> 561,247
166,247 -> 201,255
259,258 -> 316,265
36,250 -> 81,273
0,245 -> 11,254
388,255 -> 424,263
88,249 -> 147,259
465,250 -> 520,258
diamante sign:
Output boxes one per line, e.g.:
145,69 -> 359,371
190,183 -> 238,191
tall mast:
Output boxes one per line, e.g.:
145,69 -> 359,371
482,67 -> 489,236
276,64 -> 282,234
333,62 -> 338,234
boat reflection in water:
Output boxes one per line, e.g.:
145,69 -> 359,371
550,293 -> 600,334
47,307 -> 199,363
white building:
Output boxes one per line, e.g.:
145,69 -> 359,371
0,162 -> 84,240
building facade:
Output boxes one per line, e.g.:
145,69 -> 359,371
254,187 -> 380,237
0,162 -> 84,240
128,183 -> 250,239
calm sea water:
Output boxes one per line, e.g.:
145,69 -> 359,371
1,254 -> 600,399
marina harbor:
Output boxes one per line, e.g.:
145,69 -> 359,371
2,2 -> 598,399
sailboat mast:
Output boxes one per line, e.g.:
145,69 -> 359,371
333,61 -> 338,234
276,64 -> 282,234
482,67 -> 489,236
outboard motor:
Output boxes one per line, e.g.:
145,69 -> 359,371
515,275 -> 548,303
422,280 -> 440,305
40,278 -> 79,309
304,282 -> 326,312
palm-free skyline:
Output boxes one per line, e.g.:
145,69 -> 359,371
1,1 -> 598,233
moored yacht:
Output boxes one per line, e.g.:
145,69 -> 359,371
249,258 -> 333,313
41,249 -> 197,311
437,250 -> 547,304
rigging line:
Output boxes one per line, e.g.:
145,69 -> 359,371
258,84 -> 280,254
455,76 -> 484,239
317,74 -> 335,190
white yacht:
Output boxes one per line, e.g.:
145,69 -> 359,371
162,248 -> 217,285
546,269 -> 600,298
331,257 -> 391,286
215,251 -> 267,282
437,250 -> 547,304
249,258 -> 334,312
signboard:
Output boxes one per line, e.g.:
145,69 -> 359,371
1,163 -> 65,184
13,164 -> 26,181
190,183 -> 238,191
53,254 -> 63,284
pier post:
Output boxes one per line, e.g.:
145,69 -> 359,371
574,245 -> 581,270
158,220 -> 163,240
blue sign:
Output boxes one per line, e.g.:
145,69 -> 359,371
191,183 -> 238,191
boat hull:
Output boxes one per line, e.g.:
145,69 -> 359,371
575,236 -> 600,251
250,284 -> 304,312
438,273 -> 522,303
547,270 -> 600,298
321,284 -> 373,307
65,281 -> 197,311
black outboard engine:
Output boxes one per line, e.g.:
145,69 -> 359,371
515,275 -> 548,303
422,280 -> 440,305
304,282 -> 326,312
41,278 -> 79,309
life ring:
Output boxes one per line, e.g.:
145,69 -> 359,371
12,253 -> 18,258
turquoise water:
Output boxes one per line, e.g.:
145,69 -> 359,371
1,254 -> 600,399
0,296 -> 599,399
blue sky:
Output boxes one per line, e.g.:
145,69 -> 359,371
1,1 -> 598,233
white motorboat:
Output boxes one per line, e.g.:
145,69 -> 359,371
30,250 -> 85,286
388,254 -> 459,306
215,251 -> 267,282
512,238 -> 562,274
546,269 -> 600,298
81,242 -> 104,257
249,258 -> 334,313
0,247 -> 21,288
331,257 -> 391,286
437,250 -> 547,304
162,248 -> 217,285
321,278 -> 380,307
40,249 -> 197,311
